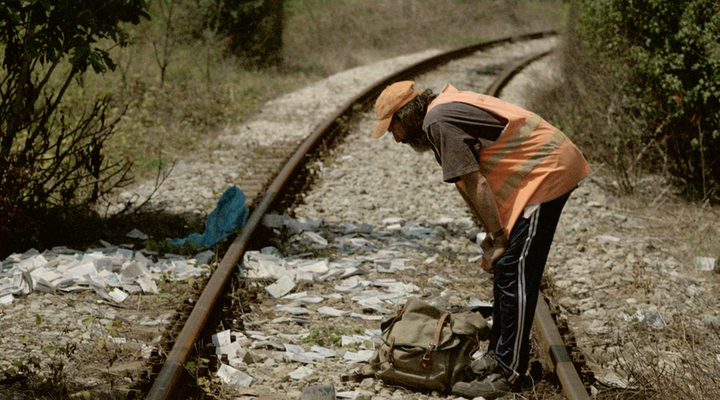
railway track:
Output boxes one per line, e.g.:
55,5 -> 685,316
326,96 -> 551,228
144,31 -> 595,400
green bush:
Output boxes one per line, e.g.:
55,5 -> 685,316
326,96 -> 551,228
576,0 -> 720,200
0,1 -> 150,255
200,0 -> 283,66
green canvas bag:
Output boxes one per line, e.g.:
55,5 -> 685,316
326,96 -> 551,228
370,297 -> 490,393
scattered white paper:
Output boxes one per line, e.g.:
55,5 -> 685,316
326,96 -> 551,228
0,247 -> 211,301
291,295 -> 324,305
289,366 -> 314,380
343,350 -> 373,363
217,363 -> 253,387
300,231 -> 328,247
265,275 -> 295,298
336,391 -> 360,399
595,235 -> 620,243
341,335 -> 371,348
428,274 -> 450,287
309,345 -> 336,358
218,341 -> 241,359
126,229 -> 149,240
695,257 -> 716,272
596,370 -> 628,389
298,259 -> 329,275
350,312 -> 383,321
212,330 -> 232,348
285,216 -> 322,234
295,269 -> 315,284
141,344 -> 154,359
284,344 -> 316,364
382,217 -> 403,225
317,306 -> 350,317
0,294 -> 13,305
108,288 -> 128,303
275,305 -> 310,315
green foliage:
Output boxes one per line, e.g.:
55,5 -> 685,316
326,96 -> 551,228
185,356 -> 209,377
576,0 -> 720,200
0,1 -> 151,255
0,1 -> 149,74
0,342 -> 77,398
200,0 -> 283,66
302,325 -> 358,347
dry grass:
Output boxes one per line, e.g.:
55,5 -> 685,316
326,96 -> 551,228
75,39 -> 316,179
283,0 -> 562,75
581,147 -> 720,400
615,318 -> 720,400
553,174 -> 720,400
622,179 -> 720,266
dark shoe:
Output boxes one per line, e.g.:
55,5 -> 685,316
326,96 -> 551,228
452,372 -> 514,399
469,351 -> 497,377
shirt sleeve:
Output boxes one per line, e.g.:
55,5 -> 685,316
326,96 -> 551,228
426,121 -> 482,183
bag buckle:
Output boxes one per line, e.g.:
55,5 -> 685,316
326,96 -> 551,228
421,343 -> 435,370
422,312 -> 449,370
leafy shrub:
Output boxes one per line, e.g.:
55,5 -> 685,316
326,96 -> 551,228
576,0 -> 720,200
0,1 -> 150,255
199,0 -> 283,66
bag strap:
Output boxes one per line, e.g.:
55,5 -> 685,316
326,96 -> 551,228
385,336 -> 395,364
421,312 -> 450,370
381,304 -> 407,333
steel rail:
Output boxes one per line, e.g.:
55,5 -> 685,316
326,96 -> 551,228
535,298 -> 591,400
146,29 -> 557,400
487,49 -> 554,96
488,52 -> 591,400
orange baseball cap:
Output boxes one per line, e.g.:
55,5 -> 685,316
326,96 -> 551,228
371,81 -> 422,138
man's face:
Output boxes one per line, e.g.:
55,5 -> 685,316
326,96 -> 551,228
389,120 -> 408,143
390,120 -> 431,153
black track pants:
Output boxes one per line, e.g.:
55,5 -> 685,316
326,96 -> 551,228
492,191 -> 571,383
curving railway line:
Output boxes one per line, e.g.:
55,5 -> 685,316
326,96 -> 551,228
144,31 -> 595,400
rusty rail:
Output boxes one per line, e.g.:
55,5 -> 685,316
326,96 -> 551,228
486,49 -> 554,96
146,29 -> 560,400
535,297 -> 591,400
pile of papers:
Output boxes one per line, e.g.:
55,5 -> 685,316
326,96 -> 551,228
0,243 -> 213,305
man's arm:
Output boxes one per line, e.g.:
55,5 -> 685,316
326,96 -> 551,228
455,170 -> 503,235
455,170 -> 507,272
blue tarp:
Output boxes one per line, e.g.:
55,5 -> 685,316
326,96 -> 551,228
169,186 -> 249,248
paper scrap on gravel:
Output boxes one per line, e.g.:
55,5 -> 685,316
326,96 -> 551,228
694,256 -> 716,272
343,350 -> 374,363
210,214 -> 483,384
0,246 -> 213,304
239,215 -> 440,317
217,363 -> 253,387
289,366 -> 315,380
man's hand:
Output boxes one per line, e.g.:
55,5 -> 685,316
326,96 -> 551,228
480,234 -> 507,273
